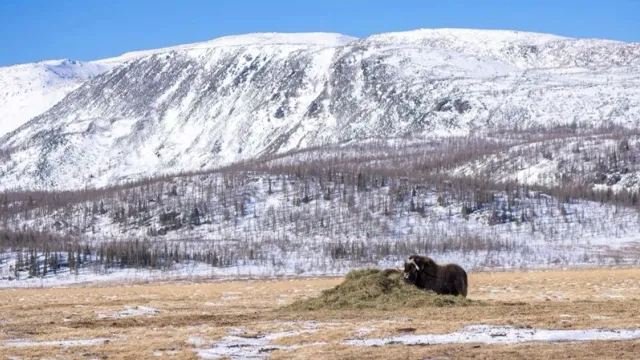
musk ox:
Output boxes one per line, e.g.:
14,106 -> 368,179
403,255 -> 468,297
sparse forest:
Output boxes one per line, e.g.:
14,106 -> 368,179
2,126 -> 640,283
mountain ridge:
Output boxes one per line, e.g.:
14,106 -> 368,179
0,59 -> 114,137
1,28 -> 640,190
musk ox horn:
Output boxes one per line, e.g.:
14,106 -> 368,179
406,257 -> 419,271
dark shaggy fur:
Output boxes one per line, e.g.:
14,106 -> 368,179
403,255 -> 468,297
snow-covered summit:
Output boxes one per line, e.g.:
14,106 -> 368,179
365,28 -> 569,45
203,32 -> 357,47
362,28 -> 640,68
95,32 -> 357,65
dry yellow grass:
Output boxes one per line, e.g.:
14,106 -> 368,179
0,268 -> 639,359
283,269 -> 477,311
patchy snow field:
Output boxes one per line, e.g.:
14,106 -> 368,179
1,268 -> 639,359
345,325 -> 640,347
194,328 -> 326,359
1,338 -> 112,348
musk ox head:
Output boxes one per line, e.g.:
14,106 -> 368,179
403,256 -> 421,285
403,255 -> 437,285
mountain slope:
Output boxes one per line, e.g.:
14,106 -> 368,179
0,59 -> 113,137
1,29 -> 640,190
2,168 -> 639,284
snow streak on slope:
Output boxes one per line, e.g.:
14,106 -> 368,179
1,29 -> 640,190
0,59 -> 112,137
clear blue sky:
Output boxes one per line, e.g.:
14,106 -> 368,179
1,0 -> 638,66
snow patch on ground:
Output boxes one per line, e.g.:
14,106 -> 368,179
589,314 -> 612,320
153,350 -> 178,356
195,326 -> 325,359
1,338 -> 112,348
345,325 -> 640,346
97,306 -> 160,319
355,328 -> 377,337
187,337 -> 209,347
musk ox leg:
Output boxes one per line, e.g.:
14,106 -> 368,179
458,270 -> 468,297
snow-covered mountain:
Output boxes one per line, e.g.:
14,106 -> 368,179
0,38 -> 217,138
1,29 -> 640,190
0,59 -> 113,137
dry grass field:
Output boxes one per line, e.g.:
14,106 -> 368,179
1,268 -> 640,359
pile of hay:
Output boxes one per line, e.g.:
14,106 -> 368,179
284,268 -> 477,311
